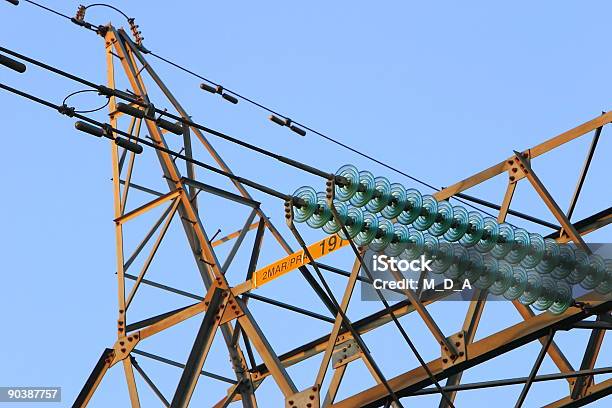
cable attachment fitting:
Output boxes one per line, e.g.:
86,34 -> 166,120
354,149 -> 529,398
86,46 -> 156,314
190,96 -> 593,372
128,18 -> 144,46
199,83 -> 239,104
71,5 -> 93,29
75,5 -> 86,21
269,114 -> 306,137
284,199 -> 295,226
57,104 -> 75,117
144,103 -> 156,120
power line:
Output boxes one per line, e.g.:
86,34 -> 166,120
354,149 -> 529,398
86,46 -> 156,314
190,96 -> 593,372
148,48 -> 443,191
7,0 -> 536,228
9,0 -> 529,226
148,52 -> 511,221
22,0 -> 72,20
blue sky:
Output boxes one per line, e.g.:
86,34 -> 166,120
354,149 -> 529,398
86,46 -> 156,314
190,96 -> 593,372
0,1 -> 610,407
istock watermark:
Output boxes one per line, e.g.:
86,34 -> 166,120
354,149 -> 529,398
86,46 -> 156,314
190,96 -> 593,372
371,254 -> 472,292
372,254 -> 433,273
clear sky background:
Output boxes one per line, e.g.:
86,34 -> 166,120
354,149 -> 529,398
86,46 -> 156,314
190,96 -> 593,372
0,1 -> 610,407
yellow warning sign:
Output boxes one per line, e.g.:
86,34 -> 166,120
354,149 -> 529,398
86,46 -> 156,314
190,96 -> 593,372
253,234 -> 349,288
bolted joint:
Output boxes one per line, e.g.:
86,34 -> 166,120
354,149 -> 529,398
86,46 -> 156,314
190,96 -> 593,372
441,331 -> 467,369
332,339 -> 361,369
285,386 -> 320,408
109,333 -> 140,366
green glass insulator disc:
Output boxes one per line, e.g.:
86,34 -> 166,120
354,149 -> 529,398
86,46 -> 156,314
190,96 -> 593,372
306,192 -> 332,229
580,254 -> 606,290
322,201 -> 347,235
401,230 -> 425,260
536,238 -> 560,274
381,183 -> 407,219
520,233 -> 545,269
431,242 -> 453,275
566,248 -> 589,285
397,189 -> 423,225
595,259 -> 612,295
365,176 -> 392,214
475,257 -> 498,290
548,281 -> 573,315
334,164 -> 360,202
338,207 -> 365,240
353,212 -> 379,246
475,217 -> 499,253
519,271 -> 542,306
350,170 -> 376,208
551,245 -> 575,280
460,211 -> 485,247
423,234 -> 440,259
491,223 -> 514,259
489,260 -> 513,296
445,245 -> 470,279
428,200 -> 454,237
385,224 -> 411,256
293,186 -> 318,223
444,205 -> 470,242
413,195 -> 438,231
506,228 -> 531,264
533,277 -> 556,311
504,265 -> 527,300
368,218 -> 394,252
464,252 -> 484,286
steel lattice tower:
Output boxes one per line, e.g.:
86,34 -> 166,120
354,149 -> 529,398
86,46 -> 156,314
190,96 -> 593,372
0,11 -> 609,408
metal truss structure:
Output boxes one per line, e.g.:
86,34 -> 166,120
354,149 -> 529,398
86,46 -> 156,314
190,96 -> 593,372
1,13 -> 610,408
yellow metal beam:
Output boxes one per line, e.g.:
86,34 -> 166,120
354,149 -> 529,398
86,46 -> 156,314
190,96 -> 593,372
114,189 -> 182,225
211,221 -> 261,247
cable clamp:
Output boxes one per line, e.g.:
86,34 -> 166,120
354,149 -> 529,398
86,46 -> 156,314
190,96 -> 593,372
57,104 -> 75,117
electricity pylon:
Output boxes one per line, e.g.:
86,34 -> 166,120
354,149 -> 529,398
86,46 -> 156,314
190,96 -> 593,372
59,23 -> 612,408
